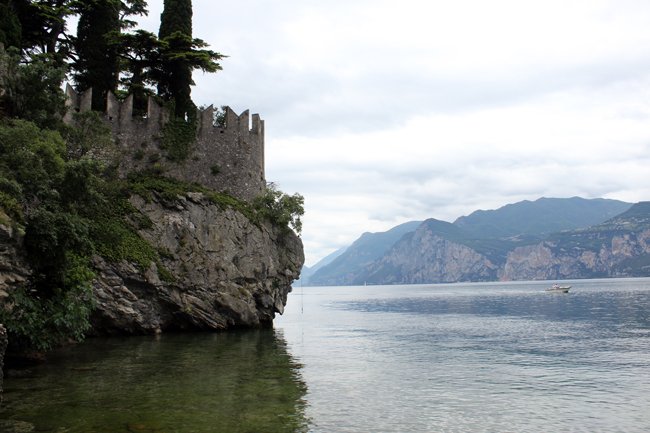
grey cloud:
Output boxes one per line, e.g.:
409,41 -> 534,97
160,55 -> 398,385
197,43 -> 650,139
139,1 -> 650,265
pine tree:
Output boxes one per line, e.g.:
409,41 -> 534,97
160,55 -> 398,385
117,29 -> 159,115
14,0 -> 76,63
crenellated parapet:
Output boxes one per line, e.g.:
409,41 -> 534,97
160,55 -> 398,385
63,85 -> 266,202
64,85 -> 168,131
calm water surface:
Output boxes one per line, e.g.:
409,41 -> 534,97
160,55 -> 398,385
2,278 -> 650,432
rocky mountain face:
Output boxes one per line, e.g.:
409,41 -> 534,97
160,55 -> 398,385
367,202 -> 650,284
501,202 -> 650,280
0,193 -> 304,336
357,220 -> 498,284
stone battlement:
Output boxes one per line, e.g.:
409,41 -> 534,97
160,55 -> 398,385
63,85 -> 265,202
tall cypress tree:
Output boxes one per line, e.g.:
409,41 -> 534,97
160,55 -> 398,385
158,0 -> 194,119
74,0 -> 121,111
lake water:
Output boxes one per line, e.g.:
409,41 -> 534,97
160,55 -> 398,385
1,278 -> 650,432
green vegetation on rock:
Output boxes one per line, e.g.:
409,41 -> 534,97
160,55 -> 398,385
253,183 -> 305,235
128,172 -> 304,235
161,115 -> 197,162
0,117 -> 98,351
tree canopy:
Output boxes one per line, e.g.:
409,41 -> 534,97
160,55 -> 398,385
157,0 -> 194,119
0,0 -> 223,115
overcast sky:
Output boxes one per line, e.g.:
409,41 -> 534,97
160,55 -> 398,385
140,1 -> 650,266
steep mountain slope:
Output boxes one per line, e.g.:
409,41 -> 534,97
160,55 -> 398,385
501,201 -> 650,280
308,221 -> 422,286
296,246 -> 347,286
354,219 -> 499,284
454,197 -> 631,238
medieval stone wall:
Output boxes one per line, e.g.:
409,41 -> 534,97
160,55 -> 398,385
64,85 -> 265,202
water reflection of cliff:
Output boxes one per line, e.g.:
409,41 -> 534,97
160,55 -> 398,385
0,329 -> 309,433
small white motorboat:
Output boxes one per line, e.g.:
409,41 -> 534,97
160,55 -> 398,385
545,283 -> 571,293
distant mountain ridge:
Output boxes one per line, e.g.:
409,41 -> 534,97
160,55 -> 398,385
454,197 -> 632,238
305,197 -> 641,286
308,221 -> 422,286
295,246 -> 347,286
501,201 -> 650,280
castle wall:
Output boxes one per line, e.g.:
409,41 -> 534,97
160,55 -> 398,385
64,86 -> 266,202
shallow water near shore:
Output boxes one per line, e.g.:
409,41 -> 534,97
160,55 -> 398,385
2,278 -> 650,432
0,330 -> 308,432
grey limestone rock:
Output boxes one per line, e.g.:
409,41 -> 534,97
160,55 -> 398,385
352,223 -> 650,284
499,229 -> 650,280
359,228 -> 498,285
0,190 -> 303,339
90,192 -> 304,334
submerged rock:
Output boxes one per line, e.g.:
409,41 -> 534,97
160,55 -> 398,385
91,192 -> 304,334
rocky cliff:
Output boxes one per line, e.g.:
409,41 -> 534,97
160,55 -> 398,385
308,197 -> 632,286
0,193 -> 304,337
91,192 -> 303,334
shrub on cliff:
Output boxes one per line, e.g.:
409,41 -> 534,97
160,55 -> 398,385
253,183 -> 304,235
127,171 -> 304,235
0,119 -> 97,351
0,115 -> 167,352
0,261 -> 94,352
